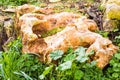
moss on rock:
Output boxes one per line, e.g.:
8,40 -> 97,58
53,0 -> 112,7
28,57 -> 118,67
41,26 -> 65,38
103,0 -> 120,31
106,4 -> 120,20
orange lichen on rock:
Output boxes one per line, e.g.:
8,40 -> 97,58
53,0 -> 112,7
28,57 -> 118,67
17,5 -> 118,68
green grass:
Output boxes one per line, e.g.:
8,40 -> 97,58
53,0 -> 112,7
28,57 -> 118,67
0,0 -> 120,79
0,0 -> 44,6
0,37 -> 46,80
0,38 -> 120,80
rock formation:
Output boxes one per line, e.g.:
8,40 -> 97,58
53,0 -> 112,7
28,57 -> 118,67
14,4 -> 118,68
103,0 -> 120,31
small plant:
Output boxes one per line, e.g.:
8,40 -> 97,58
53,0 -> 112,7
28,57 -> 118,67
113,35 -> 120,47
39,46 -> 104,80
96,30 -> 109,38
104,50 -> 120,80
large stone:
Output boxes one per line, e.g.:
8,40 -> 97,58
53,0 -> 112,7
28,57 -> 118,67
16,6 -> 118,68
106,3 -> 120,20
103,0 -> 120,31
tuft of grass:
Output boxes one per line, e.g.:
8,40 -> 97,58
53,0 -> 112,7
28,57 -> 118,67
0,37 -> 46,80
0,0 -> 44,6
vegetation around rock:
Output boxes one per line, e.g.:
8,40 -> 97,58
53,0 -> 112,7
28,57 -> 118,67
0,0 -> 120,80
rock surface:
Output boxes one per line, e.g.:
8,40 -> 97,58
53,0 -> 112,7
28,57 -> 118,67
49,0 -> 61,2
0,15 -> 14,51
16,5 -> 118,68
103,0 -> 120,31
